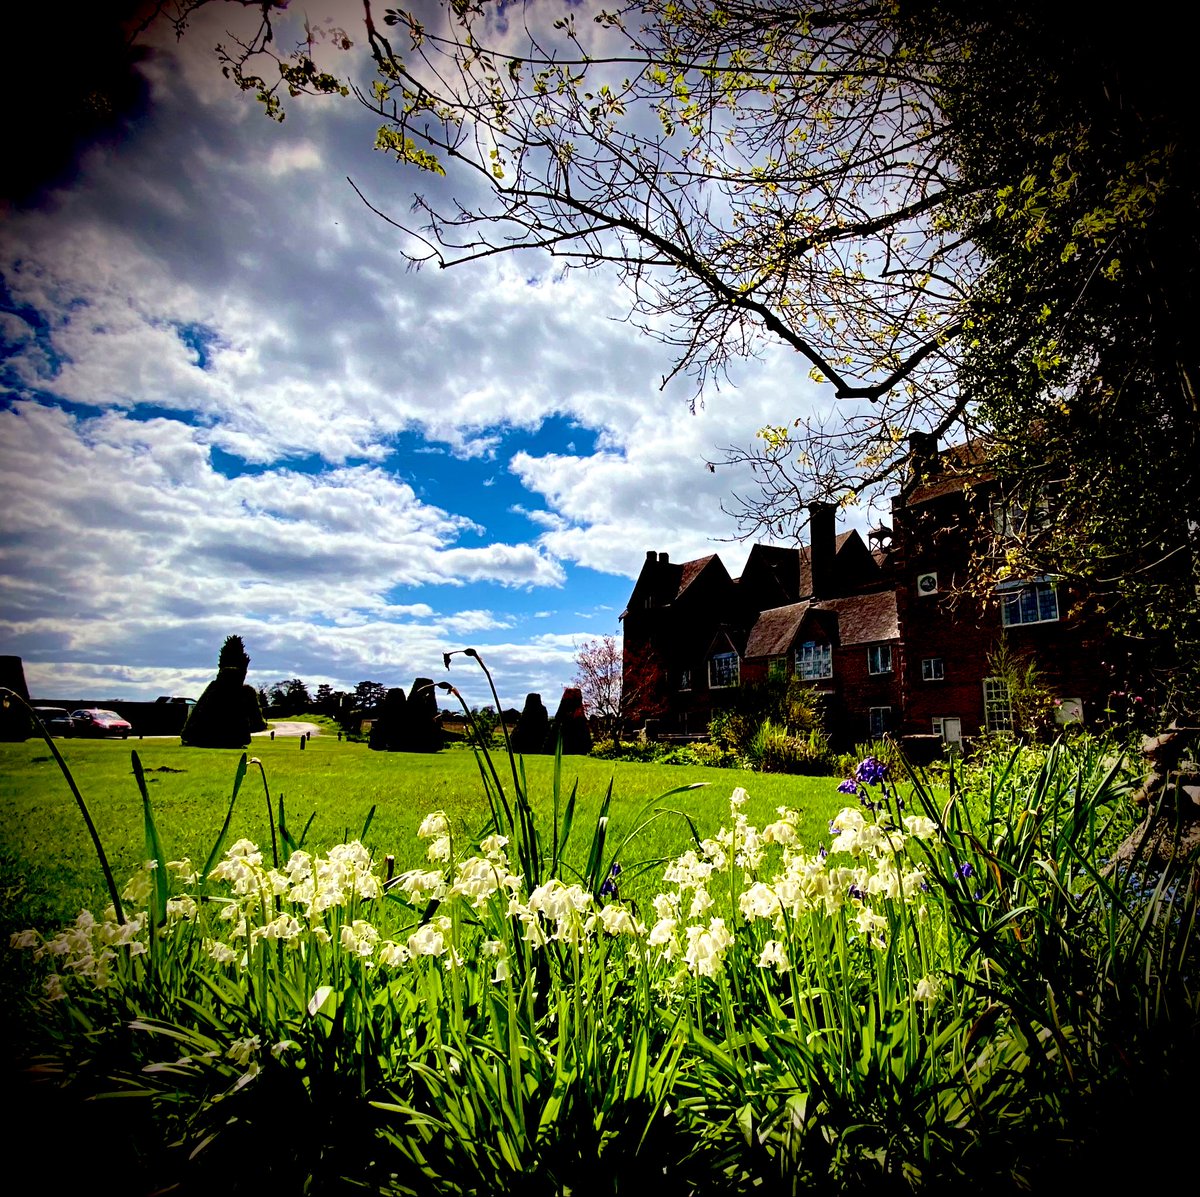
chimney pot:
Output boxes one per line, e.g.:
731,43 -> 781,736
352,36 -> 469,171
659,552 -> 669,563
646,550 -> 656,561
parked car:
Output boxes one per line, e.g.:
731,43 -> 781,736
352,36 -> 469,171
70,708 -> 134,738
33,706 -> 75,737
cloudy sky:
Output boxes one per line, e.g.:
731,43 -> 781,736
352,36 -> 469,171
0,1 -> 850,712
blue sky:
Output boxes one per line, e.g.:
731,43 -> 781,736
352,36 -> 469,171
0,1 -> 852,712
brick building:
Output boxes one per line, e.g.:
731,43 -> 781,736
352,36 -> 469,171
621,440 -> 1111,751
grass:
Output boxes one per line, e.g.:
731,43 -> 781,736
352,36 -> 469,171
0,733 -> 862,951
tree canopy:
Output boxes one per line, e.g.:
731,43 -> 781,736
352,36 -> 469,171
170,1 -> 1197,706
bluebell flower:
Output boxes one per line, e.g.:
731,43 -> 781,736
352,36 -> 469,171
848,884 -> 865,900
837,779 -> 859,794
955,861 -> 974,880
855,756 -> 888,786
599,860 -> 622,899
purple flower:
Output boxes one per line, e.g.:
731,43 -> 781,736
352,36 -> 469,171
848,884 -> 865,901
600,860 -> 622,899
855,757 -> 888,786
955,862 -> 974,880
837,779 -> 860,795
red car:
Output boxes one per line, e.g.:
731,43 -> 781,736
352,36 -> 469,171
70,708 -> 134,738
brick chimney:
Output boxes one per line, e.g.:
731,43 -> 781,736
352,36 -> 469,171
808,502 -> 836,598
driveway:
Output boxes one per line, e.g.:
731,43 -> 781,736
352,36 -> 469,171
254,721 -> 322,738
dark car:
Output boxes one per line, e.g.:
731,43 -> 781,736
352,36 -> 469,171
70,708 -> 134,738
33,706 -> 75,737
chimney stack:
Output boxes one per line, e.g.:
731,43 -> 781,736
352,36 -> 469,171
808,502 -> 836,598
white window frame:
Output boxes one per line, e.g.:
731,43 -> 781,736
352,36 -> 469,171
999,579 -> 1059,627
983,677 -> 1014,733
921,657 -> 945,682
869,706 -> 891,737
796,641 -> 833,681
867,644 -> 893,675
708,652 -> 740,689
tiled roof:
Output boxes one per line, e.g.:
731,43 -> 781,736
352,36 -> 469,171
743,590 -> 898,659
744,602 -> 810,658
676,554 -> 718,599
814,591 -> 899,644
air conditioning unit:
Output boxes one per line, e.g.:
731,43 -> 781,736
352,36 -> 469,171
916,572 -> 938,596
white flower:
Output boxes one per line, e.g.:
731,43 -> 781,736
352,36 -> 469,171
418,811 -> 450,840
757,939 -> 790,973
479,834 -> 508,860
254,914 -> 303,943
340,920 -> 381,958
915,975 -> 944,1005
378,940 -> 411,968
598,904 -> 643,937
684,918 -> 732,977
427,835 -> 452,863
205,940 -> 239,965
688,887 -> 713,919
44,974 -> 67,1001
739,882 -> 781,922
227,1035 -> 261,1067
408,917 -> 452,958
902,815 -> 939,841
730,787 -> 750,810
10,929 -> 39,950
166,895 -> 198,921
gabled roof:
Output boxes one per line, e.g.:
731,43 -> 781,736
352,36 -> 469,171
735,531 -> 867,604
744,602 -> 809,659
743,590 -> 899,659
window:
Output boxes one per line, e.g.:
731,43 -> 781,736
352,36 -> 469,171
983,677 -> 1013,733
1000,579 -> 1059,626
867,644 -> 893,675
921,657 -> 945,681
869,707 -> 891,736
993,497 -> 1051,539
768,656 -> 787,681
796,641 -> 832,680
708,652 -> 739,688
678,668 -> 692,691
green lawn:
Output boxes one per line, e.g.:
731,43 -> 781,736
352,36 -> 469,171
0,734 -> 864,941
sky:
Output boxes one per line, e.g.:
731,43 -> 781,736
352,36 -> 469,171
0,1 -> 857,713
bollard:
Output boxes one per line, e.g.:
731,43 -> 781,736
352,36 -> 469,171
337,731 -> 342,742
270,730 -> 275,741
300,733 -> 306,750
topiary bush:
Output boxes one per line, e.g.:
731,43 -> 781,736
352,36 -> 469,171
181,636 -> 253,749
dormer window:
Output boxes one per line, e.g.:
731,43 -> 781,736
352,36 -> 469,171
708,652 -> 739,688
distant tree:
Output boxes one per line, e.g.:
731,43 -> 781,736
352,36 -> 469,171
182,635 -> 252,749
353,681 -> 388,712
268,679 -> 312,717
575,634 -> 667,744
314,683 -> 334,714
465,705 -> 499,749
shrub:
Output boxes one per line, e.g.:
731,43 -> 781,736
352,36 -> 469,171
181,636 -> 253,748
